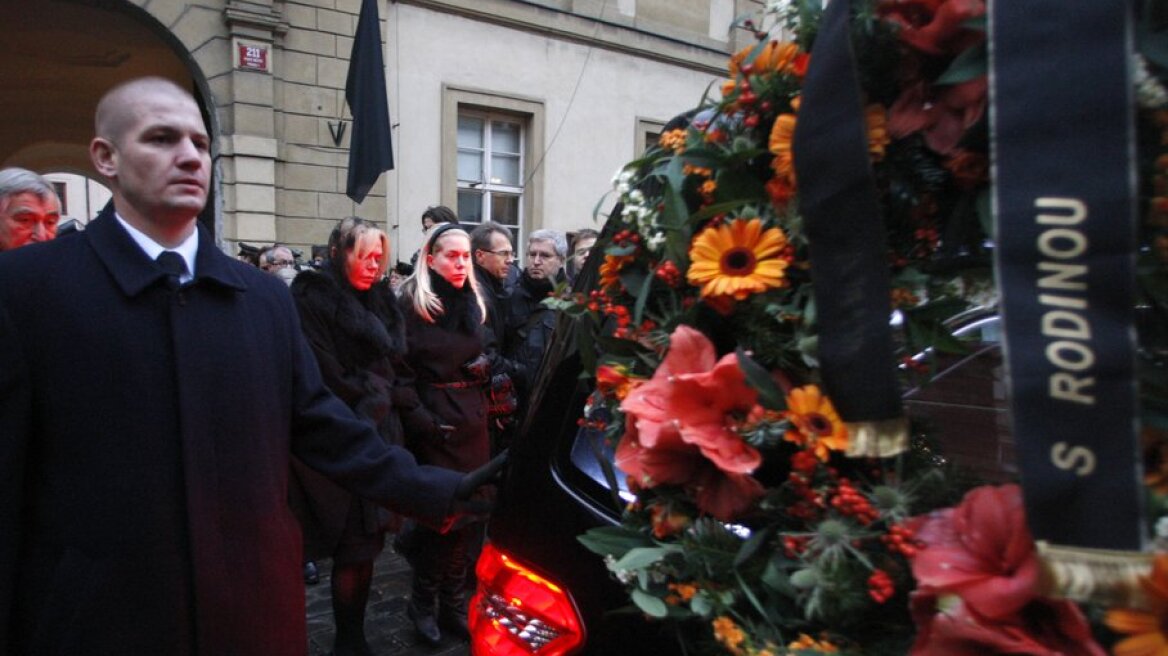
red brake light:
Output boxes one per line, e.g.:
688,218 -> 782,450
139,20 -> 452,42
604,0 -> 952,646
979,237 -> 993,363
469,541 -> 585,656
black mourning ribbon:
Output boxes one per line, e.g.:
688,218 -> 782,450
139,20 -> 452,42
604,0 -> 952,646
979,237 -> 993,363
791,0 -> 902,423
156,251 -> 187,290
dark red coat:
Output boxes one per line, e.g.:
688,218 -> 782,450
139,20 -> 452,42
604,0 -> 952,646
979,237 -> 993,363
398,275 -> 490,474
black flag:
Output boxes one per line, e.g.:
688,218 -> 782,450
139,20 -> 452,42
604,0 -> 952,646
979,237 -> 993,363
345,0 -> 394,203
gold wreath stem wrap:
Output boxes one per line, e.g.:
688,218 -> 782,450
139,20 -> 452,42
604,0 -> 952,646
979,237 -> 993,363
1036,541 -> 1154,609
844,416 -> 909,458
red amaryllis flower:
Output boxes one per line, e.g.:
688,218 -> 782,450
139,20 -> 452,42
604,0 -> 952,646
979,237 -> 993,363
879,0 -> 986,56
615,325 -> 765,519
888,78 -> 987,155
909,590 -> 1106,656
907,484 -> 1038,619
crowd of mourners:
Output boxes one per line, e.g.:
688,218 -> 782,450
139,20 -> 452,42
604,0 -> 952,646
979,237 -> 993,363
0,78 -> 598,655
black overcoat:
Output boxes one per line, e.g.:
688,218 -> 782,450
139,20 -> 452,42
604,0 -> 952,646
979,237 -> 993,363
288,269 -> 432,557
0,211 -> 462,656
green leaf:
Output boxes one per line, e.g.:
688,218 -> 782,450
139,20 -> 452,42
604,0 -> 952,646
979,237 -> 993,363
736,348 -> 786,411
733,524 -> 774,567
735,570 -> 778,633
577,526 -> 654,557
690,198 -> 757,223
714,167 -> 766,206
789,567 -> 819,589
690,593 -> 713,617
761,558 -> 796,597
631,588 -> 670,618
633,268 -> 654,326
936,42 -> 986,85
662,178 -> 690,230
613,546 -> 674,571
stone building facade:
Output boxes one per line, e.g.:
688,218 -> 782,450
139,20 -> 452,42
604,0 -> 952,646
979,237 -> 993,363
2,0 -> 758,262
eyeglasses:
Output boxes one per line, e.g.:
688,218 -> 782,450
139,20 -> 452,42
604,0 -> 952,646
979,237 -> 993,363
482,249 -> 514,260
527,251 -> 558,261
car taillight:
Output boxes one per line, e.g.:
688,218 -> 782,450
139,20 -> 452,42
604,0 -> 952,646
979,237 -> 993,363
469,541 -> 585,656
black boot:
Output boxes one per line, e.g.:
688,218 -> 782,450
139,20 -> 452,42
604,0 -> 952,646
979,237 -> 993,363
331,561 -> 374,656
407,599 -> 441,645
437,603 -> 469,642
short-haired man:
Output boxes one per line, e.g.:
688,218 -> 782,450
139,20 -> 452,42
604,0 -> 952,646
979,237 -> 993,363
0,77 -> 497,655
0,167 -> 61,252
505,229 -> 567,387
566,228 -> 599,283
470,222 -> 525,442
258,243 -> 297,285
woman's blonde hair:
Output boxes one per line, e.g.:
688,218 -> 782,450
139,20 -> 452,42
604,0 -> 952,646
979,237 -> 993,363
327,216 -> 390,283
403,225 -> 487,324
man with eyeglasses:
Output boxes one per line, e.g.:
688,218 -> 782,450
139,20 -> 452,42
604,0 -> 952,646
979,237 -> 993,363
470,222 -> 525,434
504,229 -> 567,397
258,243 -> 298,285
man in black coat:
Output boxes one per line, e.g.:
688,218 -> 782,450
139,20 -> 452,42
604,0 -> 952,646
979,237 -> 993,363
470,222 -> 525,414
0,77 -> 489,656
505,228 -> 568,395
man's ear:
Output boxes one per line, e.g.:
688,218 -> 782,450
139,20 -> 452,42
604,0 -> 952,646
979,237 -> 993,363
90,137 -> 117,178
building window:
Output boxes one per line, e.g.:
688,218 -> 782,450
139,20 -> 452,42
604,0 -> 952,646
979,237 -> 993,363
51,182 -> 68,215
636,117 -> 667,157
456,111 -> 524,239
442,86 -> 545,259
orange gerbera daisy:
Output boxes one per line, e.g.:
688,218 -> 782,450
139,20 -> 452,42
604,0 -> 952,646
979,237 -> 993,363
1105,553 -> 1168,656
687,218 -> 789,300
768,113 -> 798,185
783,385 -> 849,460
598,253 -> 634,290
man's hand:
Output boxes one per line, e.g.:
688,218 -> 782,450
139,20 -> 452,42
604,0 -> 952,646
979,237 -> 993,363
455,449 -> 509,500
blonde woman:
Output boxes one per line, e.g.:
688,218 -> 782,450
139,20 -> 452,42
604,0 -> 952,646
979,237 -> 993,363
289,216 -> 431,656
397,222 -> 490,644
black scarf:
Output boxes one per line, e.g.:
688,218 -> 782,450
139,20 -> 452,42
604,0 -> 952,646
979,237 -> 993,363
431,271 -> 481,335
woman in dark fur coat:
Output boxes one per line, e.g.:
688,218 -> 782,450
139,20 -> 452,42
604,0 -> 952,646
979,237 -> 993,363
289,217 -> 431,656
397,223 -> 490,645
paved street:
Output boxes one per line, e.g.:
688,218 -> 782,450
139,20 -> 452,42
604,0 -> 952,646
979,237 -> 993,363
305,545 -> 469,656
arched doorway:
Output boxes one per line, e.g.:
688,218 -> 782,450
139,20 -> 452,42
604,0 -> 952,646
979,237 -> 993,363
0,0 -> 216,233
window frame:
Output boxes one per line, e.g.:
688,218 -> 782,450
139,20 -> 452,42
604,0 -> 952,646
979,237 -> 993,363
442,85 -> 545,256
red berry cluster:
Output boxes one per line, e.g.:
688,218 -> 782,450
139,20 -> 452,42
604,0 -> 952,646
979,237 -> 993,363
881,523 -> 920,559
613,229 -> 642,247
782,534 -> 809,558
655,260 -> 682,287
586,289 -> 605,312
867,569 -> 894,604
785,470 -> 826,521
830,480 -> 878,525
790,449 -> 819,475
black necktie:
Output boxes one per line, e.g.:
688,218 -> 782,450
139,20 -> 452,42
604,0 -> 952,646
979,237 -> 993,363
156,251 -> 187,289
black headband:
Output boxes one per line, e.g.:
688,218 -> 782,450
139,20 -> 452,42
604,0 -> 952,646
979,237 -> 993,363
426,222 -> 464,251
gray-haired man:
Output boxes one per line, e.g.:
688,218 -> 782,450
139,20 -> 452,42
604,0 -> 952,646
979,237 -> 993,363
0,167 -> 61,252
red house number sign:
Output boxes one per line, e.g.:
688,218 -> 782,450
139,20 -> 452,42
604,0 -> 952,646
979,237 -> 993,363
238,44 -> 269,72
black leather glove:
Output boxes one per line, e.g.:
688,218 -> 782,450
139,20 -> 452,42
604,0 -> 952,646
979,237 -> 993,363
455,449 -> 509,499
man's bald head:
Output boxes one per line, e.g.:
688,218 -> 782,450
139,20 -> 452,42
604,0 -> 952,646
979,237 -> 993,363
95,77 -> 197,146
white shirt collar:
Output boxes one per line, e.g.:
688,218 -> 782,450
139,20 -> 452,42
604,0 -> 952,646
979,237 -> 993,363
114,213 -> 199,283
